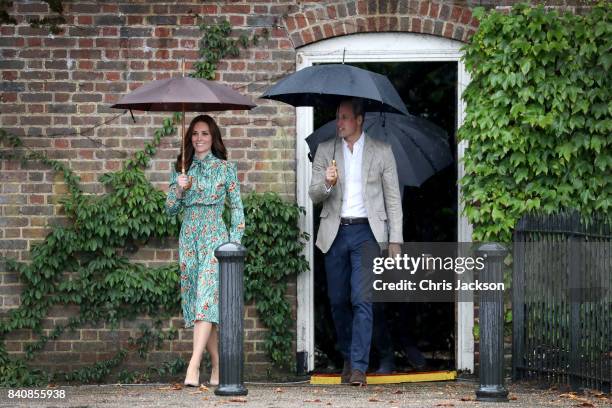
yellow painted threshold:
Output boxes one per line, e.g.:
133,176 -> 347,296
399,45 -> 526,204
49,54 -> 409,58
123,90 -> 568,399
310,370 -> 457,385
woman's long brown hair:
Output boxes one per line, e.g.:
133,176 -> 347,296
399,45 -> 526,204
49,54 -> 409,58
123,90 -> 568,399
174,114 -> 227,172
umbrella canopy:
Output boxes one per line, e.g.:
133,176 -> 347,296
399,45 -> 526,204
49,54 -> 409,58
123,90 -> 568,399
111,76 -> 256,112
111,75 -> 255,176
306,112 -> 453,187
261,64 -> 409,116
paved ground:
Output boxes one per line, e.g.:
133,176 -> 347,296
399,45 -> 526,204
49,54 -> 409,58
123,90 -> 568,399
0,379 -> 609,408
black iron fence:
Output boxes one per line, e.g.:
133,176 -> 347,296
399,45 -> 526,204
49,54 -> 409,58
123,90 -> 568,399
512,211 -> 611,392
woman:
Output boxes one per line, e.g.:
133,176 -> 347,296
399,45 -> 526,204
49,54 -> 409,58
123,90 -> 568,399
165,115 -> 245,386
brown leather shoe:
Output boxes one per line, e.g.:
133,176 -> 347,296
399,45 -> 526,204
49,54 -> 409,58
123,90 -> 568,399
349,369 -> 367,386
340,360 -> 351,384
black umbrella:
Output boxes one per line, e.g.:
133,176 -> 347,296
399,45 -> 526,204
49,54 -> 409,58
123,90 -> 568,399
306,112 -> 453,187
261,64 -> 409,116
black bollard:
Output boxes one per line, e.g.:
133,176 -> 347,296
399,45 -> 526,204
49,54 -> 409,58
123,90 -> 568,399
214,242 -> 248,396
475,243 -> 509,402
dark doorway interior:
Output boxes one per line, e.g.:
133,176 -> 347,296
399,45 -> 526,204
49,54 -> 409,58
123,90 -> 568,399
312,61 -> 458,373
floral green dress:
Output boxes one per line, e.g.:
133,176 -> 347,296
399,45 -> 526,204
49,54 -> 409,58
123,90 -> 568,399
165,152 -> 245,327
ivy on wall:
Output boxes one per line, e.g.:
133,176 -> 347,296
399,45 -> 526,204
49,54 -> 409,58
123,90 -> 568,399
0,0 -> 65,34
242,193 -> 309,368
0,117 -> 183,386
459,3 -> 611,243
0,19 -> 304,386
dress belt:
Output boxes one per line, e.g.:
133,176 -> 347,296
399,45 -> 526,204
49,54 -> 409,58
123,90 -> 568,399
340,217 -> 369,225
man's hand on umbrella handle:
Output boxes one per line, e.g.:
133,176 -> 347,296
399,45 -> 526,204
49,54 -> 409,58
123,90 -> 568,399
325,161 -> 338,187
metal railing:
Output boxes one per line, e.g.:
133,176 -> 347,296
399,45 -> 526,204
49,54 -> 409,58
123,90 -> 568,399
512,211 -> 611,393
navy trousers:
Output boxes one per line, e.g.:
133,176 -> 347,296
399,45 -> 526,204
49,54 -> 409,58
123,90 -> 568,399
324,223 -> 377,373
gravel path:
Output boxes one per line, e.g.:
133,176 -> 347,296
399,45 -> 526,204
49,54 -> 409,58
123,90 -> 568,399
1,380 -> 610,408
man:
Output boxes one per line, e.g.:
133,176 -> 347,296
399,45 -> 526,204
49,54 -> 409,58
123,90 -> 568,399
309,98 -> 403,386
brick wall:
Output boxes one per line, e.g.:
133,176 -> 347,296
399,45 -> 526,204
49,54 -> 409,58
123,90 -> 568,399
1,0 -> 304,379
0,0 -> 590,379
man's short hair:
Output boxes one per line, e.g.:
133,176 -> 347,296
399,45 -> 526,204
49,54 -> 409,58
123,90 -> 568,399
339,97 -> 365,120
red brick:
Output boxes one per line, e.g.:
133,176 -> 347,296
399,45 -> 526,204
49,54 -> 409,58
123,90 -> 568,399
79,38 -> 93,48
102,27 -> 118,36
323,23 -> 334,38
451,6 -> 463,22
412,17 -> 422,32
78,16 -> 93,25
78,330 -> 96,341
419,1 -> 430,15
295,14 -> 307,29
27,37 -> 42,47
1,26 -> 14,35
105,50 -> 120,59
230,15 -> 245,26
54,139 -> 69,149
444,22 -> 454,38
380,16 -> 389,31
327,5 -> 337,19
29,195 -> 44,205
96,38 -> 120,48
305,10 -> 316,25
221,4 -> 250,13
202,4 -> 217,14
367,16 -> 376,31
285,16 -> 296,31
157,49 -> 172,59
148,60 -> 178,70
172,50 -> 198,61
254,51 -> 270,60
357,0 -> 367,14
3,71 -> 17,81
127,16 -> 143,25
429,2 -> 439,18
179,16 -> 194,25
105,161 -> 121,171
101,4 -> 118,13
460,8 -> 473,25
155,27 -> 171,37
27,104 -> 44,113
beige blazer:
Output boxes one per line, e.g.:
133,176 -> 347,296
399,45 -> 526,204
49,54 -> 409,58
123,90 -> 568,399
309,133 -> 403,254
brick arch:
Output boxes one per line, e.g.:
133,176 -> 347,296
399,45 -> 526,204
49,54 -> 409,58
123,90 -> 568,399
283,1 -> 479,48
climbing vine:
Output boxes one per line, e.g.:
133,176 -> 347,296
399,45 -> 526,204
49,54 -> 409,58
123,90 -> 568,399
0,0 -> 66,34
0,19 -> 304,386
459,3 -> 611,243
242,193 -> 309,369
193,19 -> 268,80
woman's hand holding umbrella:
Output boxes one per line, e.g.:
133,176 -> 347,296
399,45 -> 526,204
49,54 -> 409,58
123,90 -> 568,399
176,173 -> 192,196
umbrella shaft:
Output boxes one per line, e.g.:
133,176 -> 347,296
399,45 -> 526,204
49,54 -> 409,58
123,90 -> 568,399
181,108 -> 185,174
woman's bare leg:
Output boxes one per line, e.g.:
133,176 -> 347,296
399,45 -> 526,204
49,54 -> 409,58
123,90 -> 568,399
185,321 -> 213,385
206,324 -> 219,385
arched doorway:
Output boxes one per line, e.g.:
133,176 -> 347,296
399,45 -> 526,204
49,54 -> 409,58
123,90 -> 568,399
294,32 -> 474,373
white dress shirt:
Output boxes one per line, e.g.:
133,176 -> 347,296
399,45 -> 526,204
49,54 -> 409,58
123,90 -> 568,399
340,133 -> 368,218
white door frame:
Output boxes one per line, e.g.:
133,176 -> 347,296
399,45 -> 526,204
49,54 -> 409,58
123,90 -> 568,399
295,33 -> 474,373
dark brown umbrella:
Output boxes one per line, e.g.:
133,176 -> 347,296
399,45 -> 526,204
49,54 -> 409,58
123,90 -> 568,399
111,68 -> 255,178
111,77 -> 255,112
